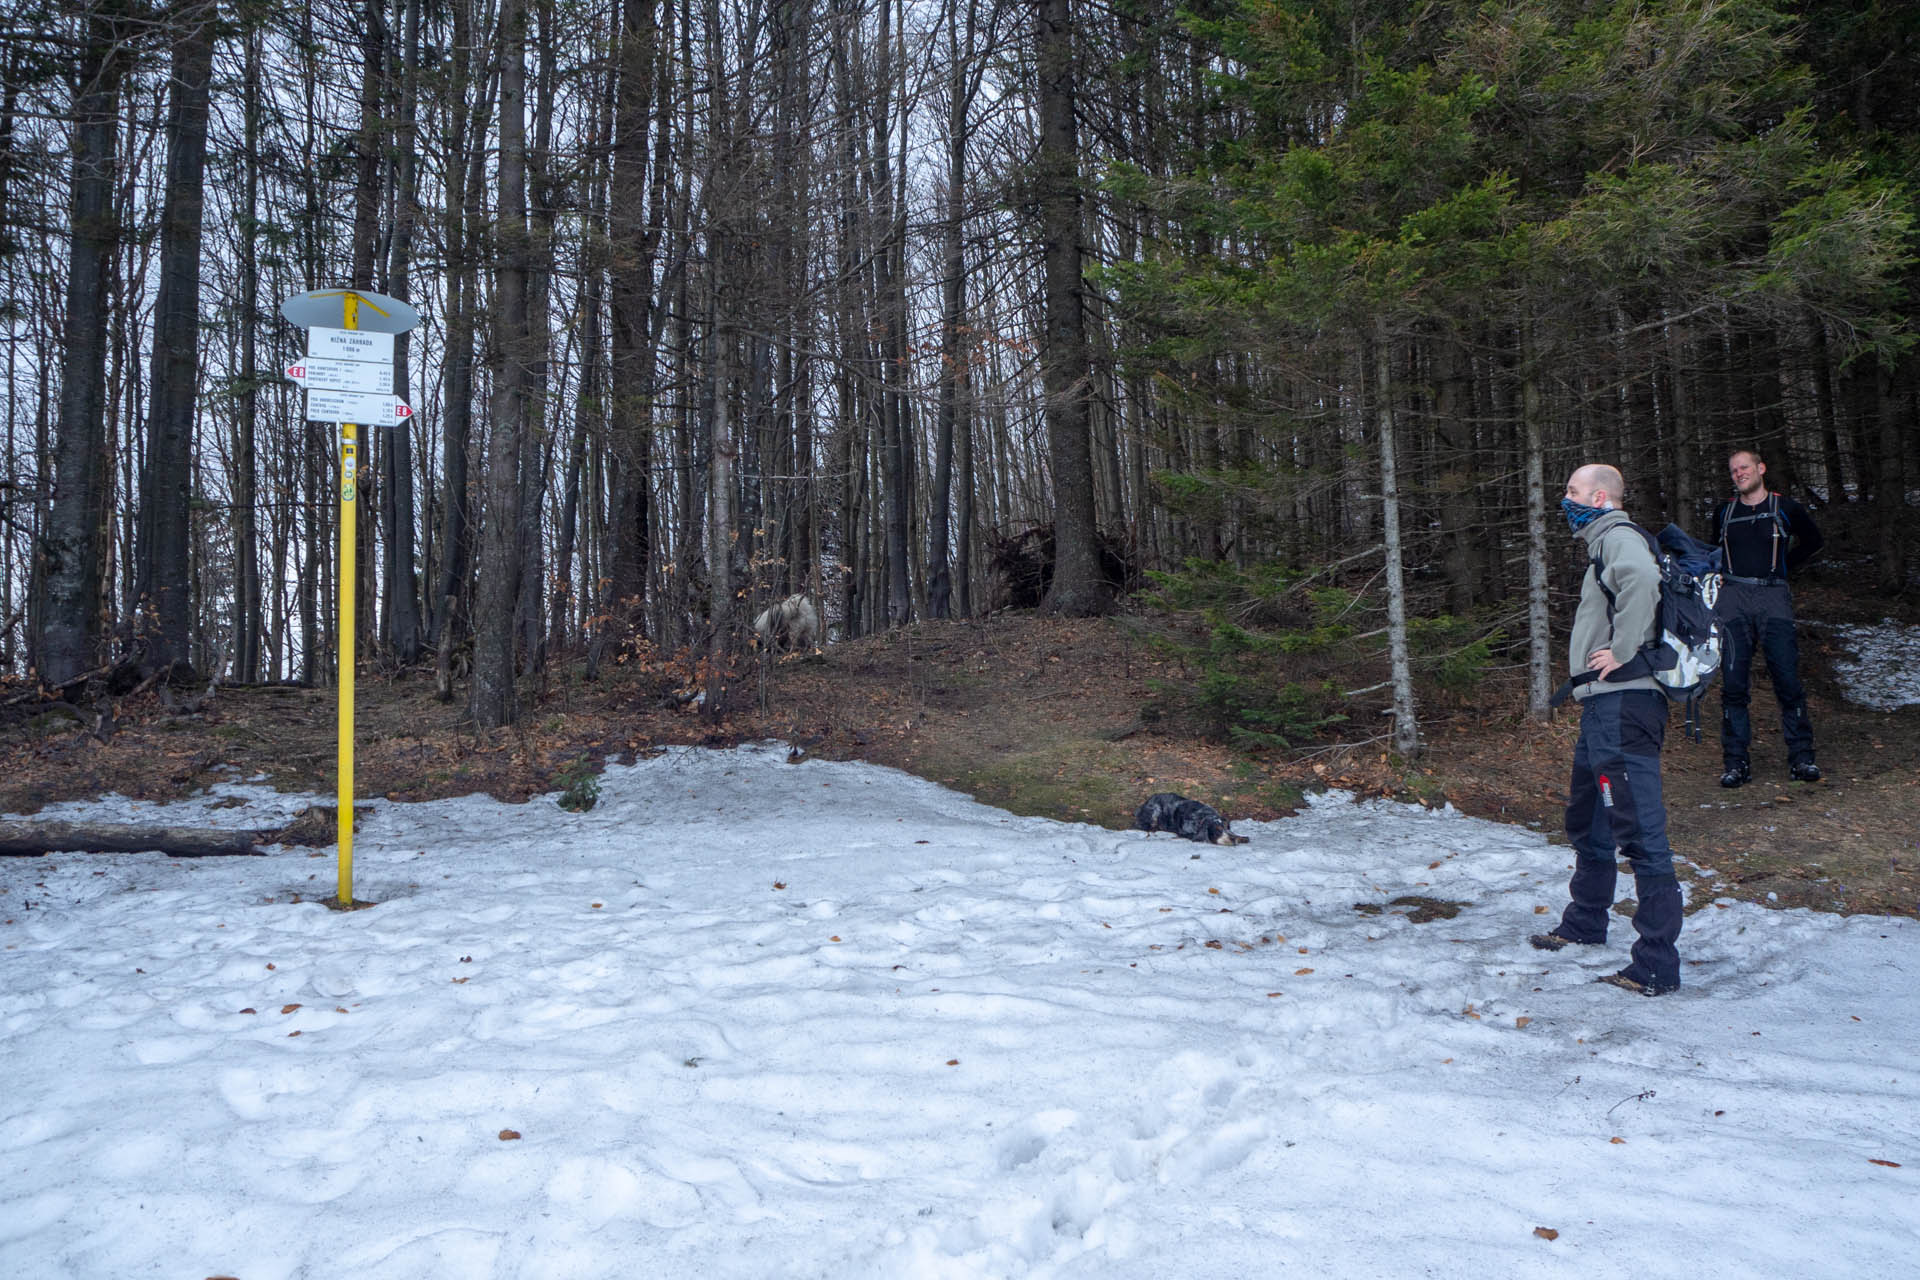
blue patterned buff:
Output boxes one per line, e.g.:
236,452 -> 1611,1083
1562,498 -> 1608,533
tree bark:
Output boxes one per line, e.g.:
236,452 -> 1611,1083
0,800 -> 358,858
1521,346 -> 1552,721
131,7 -> 214,679
605,0 -> 660,628
230,22 -> 264,683
382,0 -> 425,663
1374,334 -> 1421,759
470,0 -> 530,729
1035,0 -> 1111,617
39,6 -> 129,688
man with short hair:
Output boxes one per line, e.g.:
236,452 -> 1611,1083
1531,463 -> 1682,997
1713,448 -> 1824,787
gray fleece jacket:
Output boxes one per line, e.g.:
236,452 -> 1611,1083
1569,509 -> 1662,701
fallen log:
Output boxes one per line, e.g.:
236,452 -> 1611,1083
0,810 -> 335,858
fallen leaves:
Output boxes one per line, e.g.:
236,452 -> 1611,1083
1869,1159 -> 1902,1169
1534,1227 -> 1559,1241
1294,967 -> 1314,976
279,1003 -> 300,1014
1515,1016 -> 1532,1029
499,1130 -> 521,1141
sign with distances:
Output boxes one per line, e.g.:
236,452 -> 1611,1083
285,357 -> 393,395
304,389 -> 412,425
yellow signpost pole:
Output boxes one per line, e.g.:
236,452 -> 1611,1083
281,285 -> 417,910
336,295 -> 359,907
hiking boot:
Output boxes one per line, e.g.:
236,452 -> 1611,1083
1719,763 -> 1751,789
1530,932 -> 1601,952
1789,760 -> 1822,783
1598,971 -> 1677,997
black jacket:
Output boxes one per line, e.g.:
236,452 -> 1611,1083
1711,493 -> 1822,580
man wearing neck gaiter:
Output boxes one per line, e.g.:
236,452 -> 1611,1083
1531,463 -> 1683,997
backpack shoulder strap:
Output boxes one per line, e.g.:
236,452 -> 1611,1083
1587,521 -> 1660,611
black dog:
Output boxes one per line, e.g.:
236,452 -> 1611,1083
1135,793 -> 1248,846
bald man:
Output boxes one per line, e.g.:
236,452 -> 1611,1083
1532,463 -> 1683,997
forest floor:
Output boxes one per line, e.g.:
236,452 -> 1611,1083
1,580 -> 1915,920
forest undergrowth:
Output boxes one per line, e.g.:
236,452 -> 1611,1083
0,578 -> 1915,920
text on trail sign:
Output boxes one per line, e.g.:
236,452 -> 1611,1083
285,357 -> 394,395
307,326 -> 396,363
304,388 -> 413,425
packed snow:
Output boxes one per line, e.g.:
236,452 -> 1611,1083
2,744 -> 1916,1278
1825,618 -> 1920,710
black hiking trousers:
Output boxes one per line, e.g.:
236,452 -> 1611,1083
1557,690 -> 1682,991
1716,578 -> 1814,769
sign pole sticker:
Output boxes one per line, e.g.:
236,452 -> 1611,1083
341,437 -> 358,503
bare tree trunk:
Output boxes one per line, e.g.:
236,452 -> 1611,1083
470,0 -> 530,729
605,0 -> 660,634
1521,341 -> 1552,721
39,7 -> 128,687
130,7 -> 214,679
429,0 -> 494,653
1664,310 -> 1698,523
230,23 -> 264,683
1374,334 -> 1421,759
555,68 -> 611,655
1034,0 -> 1110,617
1806,311 -> 1847,503
383,0 -> 425,663
701,0 -> 737,719
1875,357 -> 1909,592
929,0 -> 980,620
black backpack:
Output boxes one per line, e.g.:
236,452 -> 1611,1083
1551,522 -> 1724,741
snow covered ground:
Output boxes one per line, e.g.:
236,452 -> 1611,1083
1825,619 -> 1920,710
2,744 -> 1916,1279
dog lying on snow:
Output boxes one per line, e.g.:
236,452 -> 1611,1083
752,593 -> 819,653
1134,793 -> 1248,845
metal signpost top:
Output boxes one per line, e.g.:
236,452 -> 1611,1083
281,288 -> 421,334
280,288 -> 420,908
